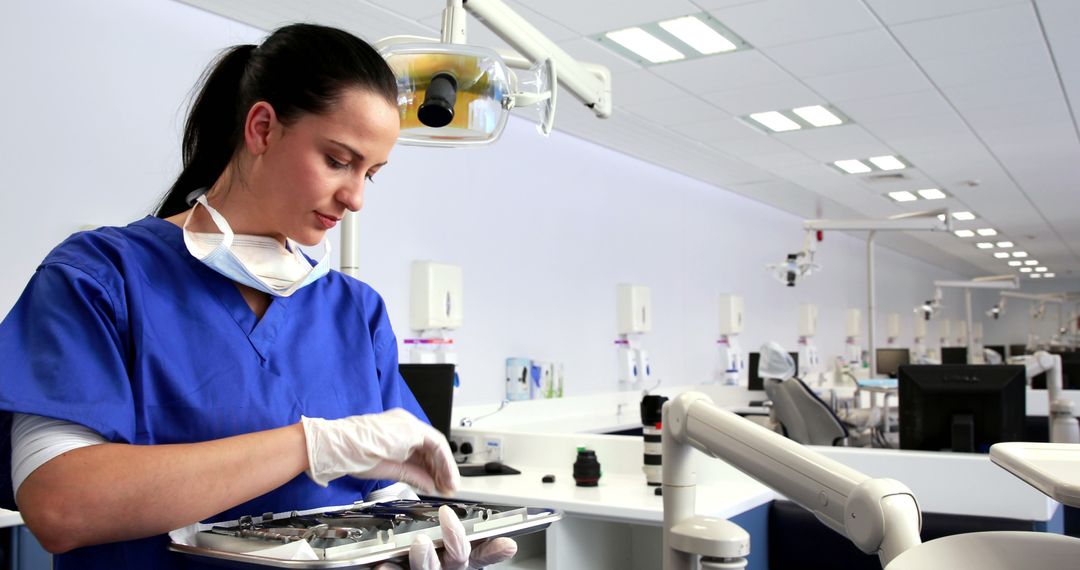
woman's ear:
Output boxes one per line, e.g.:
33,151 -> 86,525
243,101 -> 277,156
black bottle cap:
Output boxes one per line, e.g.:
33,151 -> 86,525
542,474 -> 556,483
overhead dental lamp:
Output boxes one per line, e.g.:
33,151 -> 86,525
374,0 -> 611,148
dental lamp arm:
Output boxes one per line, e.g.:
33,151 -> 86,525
461,0 -> 611,117
663,392 -> 922,570
1016,352 -> 1079,444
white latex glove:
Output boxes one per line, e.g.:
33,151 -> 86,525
300,408 -> 458,494
375,505 -> 518,570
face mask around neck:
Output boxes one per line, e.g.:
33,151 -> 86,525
182,194 -> 331,297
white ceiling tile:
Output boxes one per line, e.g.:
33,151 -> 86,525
609,69 -> 688,106
838,90 -> 955,124
959,98 -> 1072,132
360,0 -> 448,21
865,0 -> 1027,26
726,179 -> 827,218
888,132 -> 986,156
513,0 -> 700,35
701,79 -> 822,116
418,8 -> 577,54
694,0 -> 767,9
889,3 -> 1042,62
774,124 -> 884,154
709,0 -> 879,48
804,62 -> 934,102
178,0 -> 437,39
667,115 -> 762,142
651,50 -> 794,94
621,96 -> 731,126
556,37 -> 641,74
940,72 -> 1063,110
763,29 -> 910,78
796,142 -> 896,164
708,134 -> 799,157
916,42 -> 1056,89
860,113 -> 972,142
740,151 -> 819,170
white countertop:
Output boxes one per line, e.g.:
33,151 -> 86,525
454,467 -> 773,525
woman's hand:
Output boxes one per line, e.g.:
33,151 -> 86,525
301,408 -> 459,494
375,505 -> 518,570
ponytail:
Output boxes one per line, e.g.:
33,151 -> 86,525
156,45 -> 255,218
155,24 -> 398,219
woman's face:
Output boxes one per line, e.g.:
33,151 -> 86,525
242,87 -> 400,246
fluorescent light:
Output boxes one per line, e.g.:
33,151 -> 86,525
1031,274 -> 1042,279
1008,261 -> 1022,267
888,191 -> 918,202
996,241 -> 1014,248
976,242 -> 994,249
749,111 -> 801,132
1020,268 -> 1033,273
975,228 -> 998,236
993,252 -> 1011,259
659,16 -> 737,55
937,214 -> 946,221
951,210 -> 975,220
918,188 -> 947,200
1012,251 -> 1028,258
1045,273 -> 1055,278
868,155 -> 905,170
1036,267 -> 1047,272
792,105 -> 842,127
606,28 -> 685,63
1024,260 -> 1038,266
834,159 -> 871,174
954,230 -> 975,237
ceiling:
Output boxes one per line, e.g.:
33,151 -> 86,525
176,0 -> 1080,280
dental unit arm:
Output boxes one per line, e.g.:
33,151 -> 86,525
1015,351 -> 1080,444
662,392 -> 922,570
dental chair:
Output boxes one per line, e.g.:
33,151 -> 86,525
764,376 -> 849,446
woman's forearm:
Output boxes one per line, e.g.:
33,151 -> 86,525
16,423 -> 308,553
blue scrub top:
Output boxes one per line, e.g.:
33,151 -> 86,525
0,216 -> 429,569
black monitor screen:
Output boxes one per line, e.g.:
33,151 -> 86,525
1008,344 -> 1029,358
940,347 -> 968,364
899,364 -> 1025,453
748,351 -> 799,391
984,345 -> 1005,361
876,348 -> 910,378
398,363 -> 455,443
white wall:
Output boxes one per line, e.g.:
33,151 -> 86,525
1,0 -> 974,406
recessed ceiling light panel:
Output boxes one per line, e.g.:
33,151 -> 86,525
917,188 -> 947,200
792,105 -> 842,127
975,228 -> 998,236
976,242 -> 994,249
954,230 -> 975,237
748,111 -> 801,132
868,155 -> 906,170
658,16 -> 737,54
888,191 -> 917,202
834,159 -> 871,174
605,28 -> 685,63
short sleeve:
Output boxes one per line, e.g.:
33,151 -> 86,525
0,262 -> 136,443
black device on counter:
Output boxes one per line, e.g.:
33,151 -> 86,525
573,448 -> 601,487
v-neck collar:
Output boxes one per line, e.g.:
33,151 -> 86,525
134,216 -> 292,363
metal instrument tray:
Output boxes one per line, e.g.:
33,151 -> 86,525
169,499 -> 560,569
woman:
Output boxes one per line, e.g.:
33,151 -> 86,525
0,23 -> 513,569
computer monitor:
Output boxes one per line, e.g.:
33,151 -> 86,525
940,347 -> 968,364
748,351 -> 799,391
875,348 -> 910,378
899,364 -> 1025,453
984,345 -> 1005,362
1008,344 -> 1029,358
398,363 -> 456,443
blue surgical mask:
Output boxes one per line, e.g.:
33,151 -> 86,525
182,194 -> 331,297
